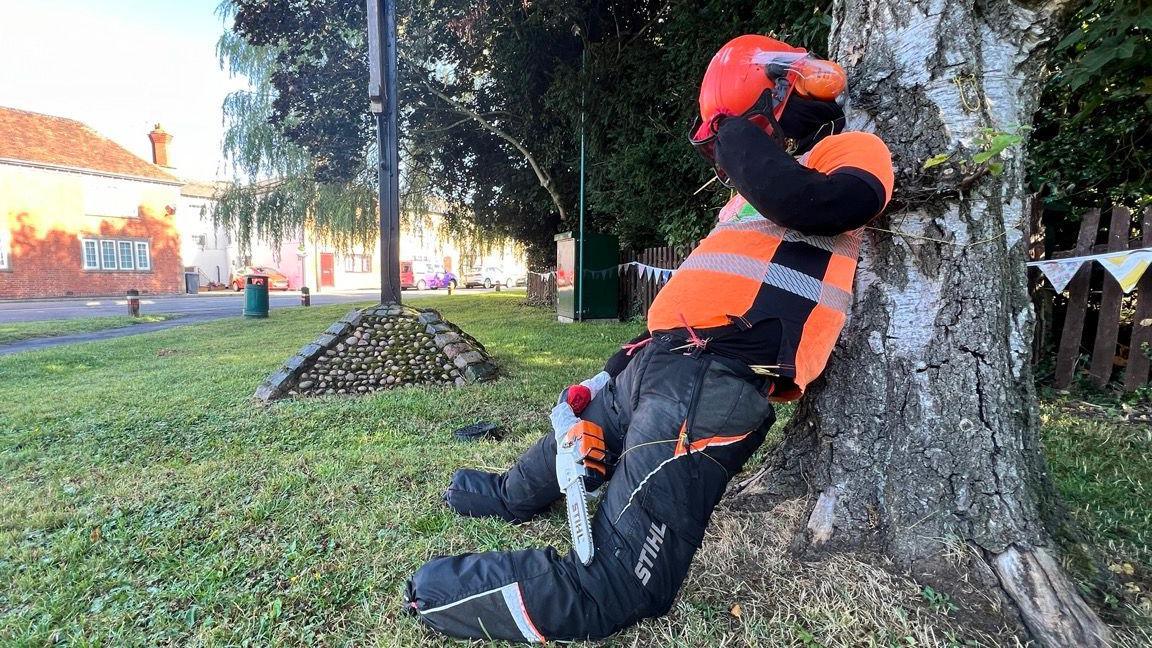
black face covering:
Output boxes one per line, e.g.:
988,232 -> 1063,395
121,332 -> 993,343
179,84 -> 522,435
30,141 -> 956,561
777,97 -> 845,154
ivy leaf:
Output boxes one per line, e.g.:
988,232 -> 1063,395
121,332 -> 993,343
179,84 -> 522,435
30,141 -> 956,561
972,133 -> 1023,164
988,162 -> 1004,176
990,133 -> 1023,149
922,153 -> 951,169
971,150 -> 996,164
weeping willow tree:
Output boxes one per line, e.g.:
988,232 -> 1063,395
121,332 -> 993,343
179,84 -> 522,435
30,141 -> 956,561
214,3 -> 380,256
214,0 -> 564,263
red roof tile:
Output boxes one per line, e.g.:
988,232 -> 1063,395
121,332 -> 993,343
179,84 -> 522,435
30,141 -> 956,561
0,106 -> 180,184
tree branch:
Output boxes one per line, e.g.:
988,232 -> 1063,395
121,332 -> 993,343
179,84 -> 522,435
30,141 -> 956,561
410,116 -> 476,136
421,82 -> 569,222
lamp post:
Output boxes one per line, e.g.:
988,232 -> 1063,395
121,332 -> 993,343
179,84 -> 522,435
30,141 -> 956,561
367,0 -> 402,304
577,46 -> 586,320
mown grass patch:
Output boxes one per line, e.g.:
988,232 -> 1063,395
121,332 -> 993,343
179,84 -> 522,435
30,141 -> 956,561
0,292 -> 1147,645
0,314 -> 174,344
1041,395 -> 1152,619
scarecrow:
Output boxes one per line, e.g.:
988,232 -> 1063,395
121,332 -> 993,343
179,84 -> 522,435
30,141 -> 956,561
404,34 -> 894,642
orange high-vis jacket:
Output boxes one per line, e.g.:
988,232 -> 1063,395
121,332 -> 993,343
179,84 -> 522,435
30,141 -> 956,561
648,131 -> 894,401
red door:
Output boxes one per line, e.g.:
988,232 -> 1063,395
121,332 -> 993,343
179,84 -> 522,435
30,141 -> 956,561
320,253 -> 335,288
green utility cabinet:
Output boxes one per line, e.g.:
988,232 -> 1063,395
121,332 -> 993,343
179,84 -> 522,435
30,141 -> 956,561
555,232 -> 619,322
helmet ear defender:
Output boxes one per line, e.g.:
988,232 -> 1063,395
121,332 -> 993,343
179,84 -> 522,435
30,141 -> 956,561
787,57 -> 847,102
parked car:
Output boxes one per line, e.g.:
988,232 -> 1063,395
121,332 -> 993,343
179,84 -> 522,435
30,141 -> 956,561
229,266 -> 290,291
403,261 -> 457,290
429,270 -> 458,290
463,266 -> 523,289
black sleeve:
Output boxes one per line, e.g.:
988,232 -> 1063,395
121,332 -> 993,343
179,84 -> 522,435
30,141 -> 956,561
603,331 -> 651,377
714,117 -> 885,236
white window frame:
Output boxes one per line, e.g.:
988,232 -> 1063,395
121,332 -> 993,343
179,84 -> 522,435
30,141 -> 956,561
135,241 -> 151,271
100,240 -> 118,269
118,241 -> 135,270
344,253 -> 372,273
81,239 -> 99,270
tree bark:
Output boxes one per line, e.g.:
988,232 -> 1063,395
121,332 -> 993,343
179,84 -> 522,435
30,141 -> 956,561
731,0 -> 1113,645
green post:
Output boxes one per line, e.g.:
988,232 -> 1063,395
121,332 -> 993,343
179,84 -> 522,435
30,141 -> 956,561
577,48 -> 587,322
243,274 -> 270,318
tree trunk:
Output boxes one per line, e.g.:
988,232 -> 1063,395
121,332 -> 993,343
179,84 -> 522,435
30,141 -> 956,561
731,0 -> 1113,645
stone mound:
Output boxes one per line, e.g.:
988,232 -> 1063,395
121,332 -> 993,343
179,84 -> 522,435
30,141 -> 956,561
254,302 -> 497,402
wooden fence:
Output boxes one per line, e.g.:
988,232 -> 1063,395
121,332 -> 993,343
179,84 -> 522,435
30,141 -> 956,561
526,271 -> 555,307
1036,206 -> 1152,391
525,246 -> 693,316
618,246 -> 693,320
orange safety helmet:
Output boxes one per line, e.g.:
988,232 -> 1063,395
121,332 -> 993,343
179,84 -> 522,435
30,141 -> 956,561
690,35 -> 847,169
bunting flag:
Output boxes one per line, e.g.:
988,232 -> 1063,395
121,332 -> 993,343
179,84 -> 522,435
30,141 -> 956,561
1035,259 -> 1084,294
619,261 -> 677,279
584,267 -> 619,279
1028,246 -> 1152,294
532,262 -> 683,284
1099,250 -> 1152,293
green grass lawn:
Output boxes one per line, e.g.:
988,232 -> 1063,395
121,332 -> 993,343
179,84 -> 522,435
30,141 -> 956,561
0,314 -> 174,344
0,292 -> 1147,646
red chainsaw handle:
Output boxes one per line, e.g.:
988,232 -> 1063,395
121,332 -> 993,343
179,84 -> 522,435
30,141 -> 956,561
564,384 -> 592,415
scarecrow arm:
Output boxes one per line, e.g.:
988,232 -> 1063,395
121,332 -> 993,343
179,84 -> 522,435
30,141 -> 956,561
715,117 -> 884,236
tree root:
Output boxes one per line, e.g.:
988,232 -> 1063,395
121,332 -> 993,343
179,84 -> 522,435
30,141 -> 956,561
991,545 -> 1114,647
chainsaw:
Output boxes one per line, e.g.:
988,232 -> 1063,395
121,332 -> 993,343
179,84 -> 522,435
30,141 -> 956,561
550,371 -> 611,565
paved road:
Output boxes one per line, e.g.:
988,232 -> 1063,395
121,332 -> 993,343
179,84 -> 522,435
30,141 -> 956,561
0,288 -> 484,355
0,289 -> 443,323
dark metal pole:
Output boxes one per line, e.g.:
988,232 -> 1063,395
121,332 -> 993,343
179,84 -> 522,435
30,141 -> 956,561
577,46 -> 586,321
368,0 -> 401,304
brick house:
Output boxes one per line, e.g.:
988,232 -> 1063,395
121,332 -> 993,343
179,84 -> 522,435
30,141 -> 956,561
0,107 -> 184,299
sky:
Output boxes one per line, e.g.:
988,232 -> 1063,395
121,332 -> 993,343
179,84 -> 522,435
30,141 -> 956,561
0,0 -> 247,181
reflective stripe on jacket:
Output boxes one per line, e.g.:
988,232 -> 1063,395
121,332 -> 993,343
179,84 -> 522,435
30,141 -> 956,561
648,194 -> 862,401
649,131 -> 893,401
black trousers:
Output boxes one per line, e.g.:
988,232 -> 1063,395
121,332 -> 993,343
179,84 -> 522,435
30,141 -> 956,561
405,337 -> 776,642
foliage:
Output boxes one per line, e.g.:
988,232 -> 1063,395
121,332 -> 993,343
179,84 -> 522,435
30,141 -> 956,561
216,0 -> 830,262
546,0 -> 831,248
215,0 -> 1146,258
919,586 -> 959,614
921,127 -> 1027,186
1028,0 -> 1151,211
215,2 -> 380,254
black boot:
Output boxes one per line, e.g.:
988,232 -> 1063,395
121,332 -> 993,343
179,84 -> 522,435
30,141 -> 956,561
443,431 -> 563,522
443,468 -> 524,523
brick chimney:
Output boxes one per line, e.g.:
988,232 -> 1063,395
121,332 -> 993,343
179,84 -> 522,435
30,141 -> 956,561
148,124 -> 173,168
